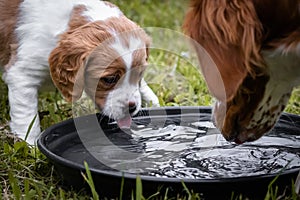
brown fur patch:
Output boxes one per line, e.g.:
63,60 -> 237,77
183,0 -> 267,100
0,0 -> 22,69
103,1 -> 119,9
68,5 -> 89,30
49,20 -> 113,101
49,9 -> 150,102
221,74 -> 270,140
84,44 -> 126,96
253,0 -> 300,47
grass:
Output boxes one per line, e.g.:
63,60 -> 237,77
0,0 -> 299,199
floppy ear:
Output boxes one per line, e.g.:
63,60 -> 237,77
183,0 -> 265,100
49,23 -> 111,102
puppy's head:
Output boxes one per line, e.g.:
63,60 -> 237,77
85,33 -> 150,128
49,17 -> 150,128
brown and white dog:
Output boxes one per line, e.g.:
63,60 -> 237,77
183,0 -> 300,144
0,0 -> 159,144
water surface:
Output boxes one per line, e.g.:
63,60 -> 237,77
61,116 -> 300,179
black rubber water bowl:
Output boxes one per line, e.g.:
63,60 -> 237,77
38,106 -> 300,199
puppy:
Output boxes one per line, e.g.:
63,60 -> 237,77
0,0 -> 159,144
183,0 -> 300,144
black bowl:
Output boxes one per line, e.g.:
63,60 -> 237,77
38,106 -> 300,199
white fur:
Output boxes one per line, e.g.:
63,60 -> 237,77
81,1 -> 122,21
103,36 -> 159,120
244,47 -> 300,133
111,36 -> 143,70
2,0 -> 158,144
140,78 -> 160,107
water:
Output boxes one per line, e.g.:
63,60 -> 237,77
60,117 -> 300,179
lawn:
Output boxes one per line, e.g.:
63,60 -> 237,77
0,0 -> 300,199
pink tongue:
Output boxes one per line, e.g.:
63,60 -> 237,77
117,116 -> 132,129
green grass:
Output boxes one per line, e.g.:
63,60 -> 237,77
0,0 -> 300,199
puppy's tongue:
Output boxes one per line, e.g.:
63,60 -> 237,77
117,116 -> 132,129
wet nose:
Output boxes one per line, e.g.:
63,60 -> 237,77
128,101 -> 137,114
223,129 -> 255,144
223,132 -> 237,142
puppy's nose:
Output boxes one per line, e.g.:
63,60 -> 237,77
128,101 -> 137,114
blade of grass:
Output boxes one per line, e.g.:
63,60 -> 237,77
264,161 -> 296,200
181,180 -> 191,197
131,190 -> 134,200
163,187 -> 169,200
59,188 -> 66,200
24,114 -> 37,142
291,180 -> 299,199
45,186 -> 54,200
82,161 -> 99,200
24,178 -> 30,200
136,175 -> 143,200
295,171 -> 300,195
24,178 -> 36,200
8,171 -> 21,200
230,192 -> 235,200
181,180 -> 201,200
146,191 -> 160,200
119,173 -> 125,200
33,180 -> 43,200
0,180 -> 2,200
264,175 -> 279,200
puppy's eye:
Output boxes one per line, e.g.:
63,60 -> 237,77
100,75 -> 120,86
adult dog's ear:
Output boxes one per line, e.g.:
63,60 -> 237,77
49,22 -> 111,102
183,0 -> 265,100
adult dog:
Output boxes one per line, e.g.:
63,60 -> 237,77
183,0 -> 300,144
183,0 -> 300,194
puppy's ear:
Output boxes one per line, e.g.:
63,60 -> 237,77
49,23 -> 111,102
49,40 -> 87,102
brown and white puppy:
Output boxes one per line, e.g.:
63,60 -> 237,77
183,0 -> 300,144
0,0 -> 159,144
